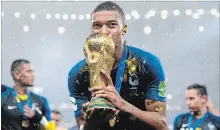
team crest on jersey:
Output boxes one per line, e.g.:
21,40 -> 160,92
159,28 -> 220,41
129,77 -> 139,86
128,76 -> 139,97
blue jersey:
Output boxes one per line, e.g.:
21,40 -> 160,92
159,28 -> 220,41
1,84 -> 12,93
173,111 -> 220,130
1,87 -> 52,130
68,45 -> 166,130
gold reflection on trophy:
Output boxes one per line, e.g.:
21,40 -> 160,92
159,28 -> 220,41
83,33 -> 115,89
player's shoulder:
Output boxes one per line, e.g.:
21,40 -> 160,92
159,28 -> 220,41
30,91 -> 48,103
127,45 -> 163,70
128,45 -> 160,62
68,59 -> 88,76
208,111 -> 220,125
174,112 -> 191,122
1,85 -> 13,98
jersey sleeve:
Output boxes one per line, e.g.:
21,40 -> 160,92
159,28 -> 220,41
173,115 -> 181,130
41,97 -> 56,130
68,59 -> 90,117
142,53 -> 166,102
42,97 -> 52,121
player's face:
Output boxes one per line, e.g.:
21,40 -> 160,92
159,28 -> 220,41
185,89 -> 206,112
91,11 -> 125,59
16,64 -> 34,87
51,113 -> 61,126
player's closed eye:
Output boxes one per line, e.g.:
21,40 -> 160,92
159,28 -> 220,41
93,24 -> 102,29
27,70 -> 33,73
108,23 -> 117,28
189,97 -> 194,101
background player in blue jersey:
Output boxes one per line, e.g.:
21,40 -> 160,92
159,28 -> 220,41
68,1 -> 167,130
1,59 -> 56,130
173,84 -> 220,130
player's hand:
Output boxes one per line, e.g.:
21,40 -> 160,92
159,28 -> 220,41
91,70 -> 128,111
206,98 -> 214,109
82,102 -> 90,119
88,107 -> 117,124
24,105 -> 42,121
24,105 -> 35,118
83,103 -> 117,124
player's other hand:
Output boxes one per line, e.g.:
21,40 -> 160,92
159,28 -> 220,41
24,105 -> 42,121
82,102 -> 117,126
206,98 -> 214,109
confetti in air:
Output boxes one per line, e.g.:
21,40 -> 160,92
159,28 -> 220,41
198,26 -> 204,32
131,10 -> 140,19
161,10 -> 168,19
14,12 -> 20,18
167,94 -> 173,100
30,13 -> 36,19
23,25 -> 30,32
193,13 -> 200,19
57,26 -> 65,34
126,14 -> 131,20
144,26 -> 152,35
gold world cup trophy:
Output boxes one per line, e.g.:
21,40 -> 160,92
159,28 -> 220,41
83,33 -> 117,126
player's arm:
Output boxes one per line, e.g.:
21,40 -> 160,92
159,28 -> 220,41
68,61 -> 91,130
125,56 -> 167,130
173,115 -> 181,130
40,97 -> 56,130
123,84 -> 167,130
207,98 -> 220,116
92,55 -> 167,129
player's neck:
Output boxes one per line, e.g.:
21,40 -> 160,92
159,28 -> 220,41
113,61 -> 119,69
113,44 -> 124,69
14,83 -> 28,95
195,106 -> 208,119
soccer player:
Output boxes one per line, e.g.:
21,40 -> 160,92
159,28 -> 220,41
51,110 -> 68,130
68,1 -> 167,130
1,59 -> 56,130
173,84 -> 220,130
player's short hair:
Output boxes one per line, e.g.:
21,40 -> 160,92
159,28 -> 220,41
187,83 -> 208,96
11,59 -> 30,78
92,1 -> 125,24
51,110 -> 61,115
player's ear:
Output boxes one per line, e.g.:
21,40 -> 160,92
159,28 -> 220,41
122,25 -> 127,35
201,95 -> 207,104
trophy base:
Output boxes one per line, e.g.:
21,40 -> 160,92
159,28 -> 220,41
86,97 -> 115,113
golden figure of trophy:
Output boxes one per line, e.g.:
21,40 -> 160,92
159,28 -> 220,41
83,33 -> 116,113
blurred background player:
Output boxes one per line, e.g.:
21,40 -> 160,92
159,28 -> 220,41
1,59 -> 56,130
51,109 -> 68,130
173,83 -> 220,130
